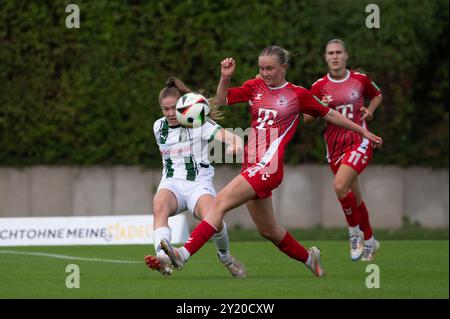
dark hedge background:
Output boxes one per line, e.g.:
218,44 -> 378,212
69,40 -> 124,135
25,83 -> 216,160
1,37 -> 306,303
0,0 -> 448,167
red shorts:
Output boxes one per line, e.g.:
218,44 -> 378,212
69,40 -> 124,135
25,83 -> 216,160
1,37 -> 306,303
330,144 -> 373,175
240,162 -> 284,199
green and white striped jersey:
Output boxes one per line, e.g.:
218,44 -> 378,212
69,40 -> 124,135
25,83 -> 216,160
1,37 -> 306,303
153,117 -> 222,182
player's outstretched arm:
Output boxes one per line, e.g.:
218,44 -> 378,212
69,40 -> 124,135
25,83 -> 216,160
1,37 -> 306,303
215,128 -> 244,155
304,94 -> 331,124
324,109 -> 383,148
216,57 -> 236,106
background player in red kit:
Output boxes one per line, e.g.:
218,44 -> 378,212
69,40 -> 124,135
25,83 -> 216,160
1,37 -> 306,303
305,39 -> 383,261
153,45 -> 383,277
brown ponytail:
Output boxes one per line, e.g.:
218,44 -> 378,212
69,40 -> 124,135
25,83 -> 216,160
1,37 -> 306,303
158,77 -> 192,104
159,77 -> 223,121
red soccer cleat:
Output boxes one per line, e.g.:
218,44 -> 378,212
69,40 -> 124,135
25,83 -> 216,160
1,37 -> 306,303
145,255 -> 174,276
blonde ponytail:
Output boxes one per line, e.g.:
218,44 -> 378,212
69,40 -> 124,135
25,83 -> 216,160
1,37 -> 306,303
207,97 -> 224,122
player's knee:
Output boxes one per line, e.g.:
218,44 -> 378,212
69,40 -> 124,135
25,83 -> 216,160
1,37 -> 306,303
153,201 -> 171,217
333,179 -> 348,197
212,193 -> 229,217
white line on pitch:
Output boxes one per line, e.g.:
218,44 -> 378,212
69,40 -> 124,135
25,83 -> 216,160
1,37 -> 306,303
0,249 -> 141,264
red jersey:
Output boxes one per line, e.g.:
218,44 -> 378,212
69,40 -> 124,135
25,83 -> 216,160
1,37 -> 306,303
310,70 -> 381,163
227,78 -> 330,172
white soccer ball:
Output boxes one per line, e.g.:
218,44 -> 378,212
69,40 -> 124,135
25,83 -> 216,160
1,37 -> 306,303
176,93 -> 210,128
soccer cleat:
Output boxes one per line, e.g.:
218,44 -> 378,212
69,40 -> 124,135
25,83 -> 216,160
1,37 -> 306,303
219,255 -> 247,278
349,230 -> 364,261
361,239 -> 380,261
144,254 -> 174,276
306,246 -> 325,277
160,238 -> 186,270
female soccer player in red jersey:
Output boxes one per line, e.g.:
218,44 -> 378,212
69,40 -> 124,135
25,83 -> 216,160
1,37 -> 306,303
305,39 -> 383,261
153,45 -> 382,277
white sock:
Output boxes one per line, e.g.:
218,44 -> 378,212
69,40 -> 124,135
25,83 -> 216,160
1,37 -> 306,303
305,254 -> 312,266
349,226 -> 361,235
179,247 -> 191,261
212,222 -> 230,261
365,236 -> 375,246
153,227 -> 171,257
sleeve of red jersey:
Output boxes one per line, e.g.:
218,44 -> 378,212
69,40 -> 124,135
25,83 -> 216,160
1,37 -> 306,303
310,81 -> 320,96
363,75 -> 382,99
226,79 -> 255,105
296,87 -> 331,118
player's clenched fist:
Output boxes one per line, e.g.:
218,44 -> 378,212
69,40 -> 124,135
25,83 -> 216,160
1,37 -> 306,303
220,57 -> 235,77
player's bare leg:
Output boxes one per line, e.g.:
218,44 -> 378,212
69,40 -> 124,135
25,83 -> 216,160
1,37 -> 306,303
195,194 -> 246,278
153,189 -> 178,229
246,198 -> 285,243
161,175 -> 255,271
246,198 -> 324,277
145,189 -> 178,275
203,175 -> 257,228
334,164 -> 359,201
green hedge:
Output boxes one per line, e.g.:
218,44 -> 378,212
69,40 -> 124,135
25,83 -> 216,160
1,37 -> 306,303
0,0 -> 448,167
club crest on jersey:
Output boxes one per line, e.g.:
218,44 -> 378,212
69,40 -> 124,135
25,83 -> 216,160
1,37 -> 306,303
350,90 -> 359,100
323,95 -> 333,104
277,95 -> 287,106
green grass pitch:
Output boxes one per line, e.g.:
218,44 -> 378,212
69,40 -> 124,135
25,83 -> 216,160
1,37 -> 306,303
0,240 -> 448,299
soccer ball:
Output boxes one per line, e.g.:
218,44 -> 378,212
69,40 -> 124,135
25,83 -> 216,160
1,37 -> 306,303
176,93 -> 210,128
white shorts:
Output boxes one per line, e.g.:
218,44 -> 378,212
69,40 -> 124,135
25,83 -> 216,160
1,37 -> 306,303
157,178 -> 216,216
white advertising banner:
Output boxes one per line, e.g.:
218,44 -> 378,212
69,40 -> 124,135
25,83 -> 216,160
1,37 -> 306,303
0,214 -> 189,246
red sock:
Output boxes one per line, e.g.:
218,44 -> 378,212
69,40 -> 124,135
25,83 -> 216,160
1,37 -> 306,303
276,232 -> 309,263
184,220 -> 217,256
338,192 -> 360,227
358,201 -> 373,240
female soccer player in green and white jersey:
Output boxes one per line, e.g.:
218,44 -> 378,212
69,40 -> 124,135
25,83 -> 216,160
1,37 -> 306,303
145,77 -> 246,278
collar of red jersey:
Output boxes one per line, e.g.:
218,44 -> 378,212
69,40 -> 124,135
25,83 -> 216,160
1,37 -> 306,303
266,81 -> 289,90
327,69 -> 350,83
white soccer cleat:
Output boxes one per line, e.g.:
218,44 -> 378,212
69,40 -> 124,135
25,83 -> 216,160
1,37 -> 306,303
219,255 -> 247,278
361,239 -> 380,262
306,246 -> 325,277
160,238 -> 186,270
144,254 -> 174,276
349,230 -> 364,261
